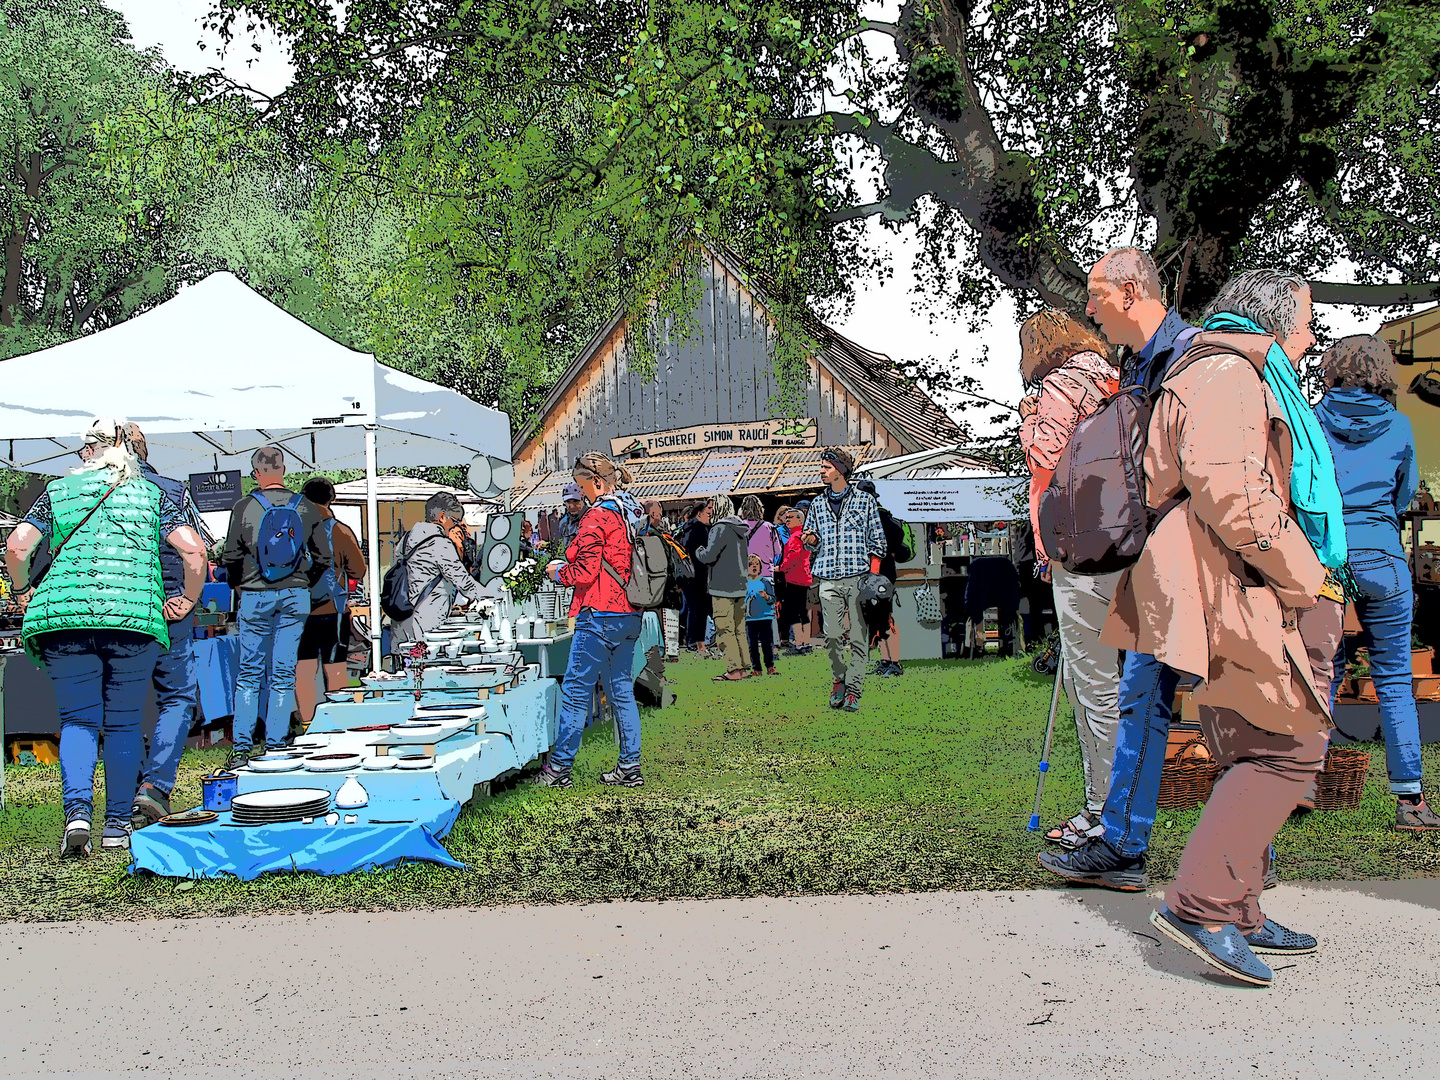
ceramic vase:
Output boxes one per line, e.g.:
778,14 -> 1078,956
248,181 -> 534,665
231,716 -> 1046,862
335,775 -> 369,809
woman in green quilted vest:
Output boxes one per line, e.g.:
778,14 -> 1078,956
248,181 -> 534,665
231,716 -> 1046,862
4,419 -> 207,857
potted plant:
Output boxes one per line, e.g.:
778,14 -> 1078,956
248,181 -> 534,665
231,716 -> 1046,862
1411,629 -> 1433,676
1352,650 -> 1377,702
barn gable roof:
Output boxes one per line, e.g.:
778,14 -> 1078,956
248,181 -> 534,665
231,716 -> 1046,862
513,243 -> 965,458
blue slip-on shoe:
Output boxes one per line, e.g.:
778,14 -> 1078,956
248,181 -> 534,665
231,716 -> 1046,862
1150,906 -> 1273,987
1244,919 -> 1317,955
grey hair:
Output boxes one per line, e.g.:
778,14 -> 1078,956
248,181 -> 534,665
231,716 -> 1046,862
1202,269 -> 1309,340
425,491 -> 464,523
1095,247 -> 1163,301
711,493 -> 735,519
251,446 -> 286,473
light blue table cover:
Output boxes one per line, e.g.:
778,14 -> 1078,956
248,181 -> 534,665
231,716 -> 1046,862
130,799 -> 463,880
129,679 -> 560,880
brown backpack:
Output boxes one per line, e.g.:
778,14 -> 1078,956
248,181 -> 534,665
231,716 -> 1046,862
1037,386 -> 1153,576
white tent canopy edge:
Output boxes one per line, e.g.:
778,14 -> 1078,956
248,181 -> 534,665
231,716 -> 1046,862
0,272 -> 515,673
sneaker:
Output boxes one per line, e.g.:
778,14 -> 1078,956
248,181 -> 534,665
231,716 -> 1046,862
528,765 -> 573,789
1243,918 -> 1317,955
842,692 -> 860,712
886,660 -> 903,676
131,783 -> 171,830
101,820 -> 132,850
1150,906 -> 1273,987
599,764 -> 644,788
1395,797 -> 1440,831
1037,839 -> 1149,892
829,680 -> 845,708
60,816 -> 91,859
223,748 -> 252,773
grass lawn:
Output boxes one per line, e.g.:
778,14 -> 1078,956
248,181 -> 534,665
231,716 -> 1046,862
3,651 -> 1439,921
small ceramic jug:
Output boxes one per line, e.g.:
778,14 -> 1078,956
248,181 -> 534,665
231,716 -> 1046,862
335,775 -> 369,809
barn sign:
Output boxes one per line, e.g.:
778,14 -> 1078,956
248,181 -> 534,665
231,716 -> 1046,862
610,417 -> 818,457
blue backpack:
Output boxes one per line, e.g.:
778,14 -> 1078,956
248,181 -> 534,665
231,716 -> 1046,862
251,490 -> 311,582
309,518 -> 348,612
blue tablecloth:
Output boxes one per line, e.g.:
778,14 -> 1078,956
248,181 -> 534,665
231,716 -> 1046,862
130,799 -> 463,880
193,635 -> 267,724
130,678 -> 560,880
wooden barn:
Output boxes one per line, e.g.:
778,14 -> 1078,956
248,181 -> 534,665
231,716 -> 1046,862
509,243 -> 973,515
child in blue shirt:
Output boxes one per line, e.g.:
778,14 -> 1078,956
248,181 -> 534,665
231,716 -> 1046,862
745,554 -> 778,675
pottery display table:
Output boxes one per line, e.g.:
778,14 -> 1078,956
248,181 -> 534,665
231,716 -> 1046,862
128,676 -> 560,881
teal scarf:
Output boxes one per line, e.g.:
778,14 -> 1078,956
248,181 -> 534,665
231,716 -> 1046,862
1202,312 -> 1347,569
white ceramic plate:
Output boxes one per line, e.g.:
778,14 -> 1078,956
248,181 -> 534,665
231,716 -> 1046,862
247,756 -> 305,773
361,756 -> 397,770
231,788 -> 332,811
302,754 -> 364,773
395,755 -> 434,770
293,735 -> 330,749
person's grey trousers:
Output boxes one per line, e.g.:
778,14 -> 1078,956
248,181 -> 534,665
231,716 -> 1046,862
1050,564 -> 1124,813
818,574 -> 868,694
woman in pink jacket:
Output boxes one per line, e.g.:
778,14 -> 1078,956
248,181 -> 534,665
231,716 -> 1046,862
1018,309 -> 1122,850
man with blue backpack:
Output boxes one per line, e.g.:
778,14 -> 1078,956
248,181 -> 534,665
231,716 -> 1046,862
221,446 -> 333,769
295,478 -> 367,727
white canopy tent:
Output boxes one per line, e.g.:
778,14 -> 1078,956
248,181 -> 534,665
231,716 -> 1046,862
0,272 -> 514,671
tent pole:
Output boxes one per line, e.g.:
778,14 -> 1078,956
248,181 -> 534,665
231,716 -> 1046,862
365,425 -> 382,675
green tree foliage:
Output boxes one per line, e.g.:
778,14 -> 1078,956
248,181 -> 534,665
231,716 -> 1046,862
209,0 -> 1440,335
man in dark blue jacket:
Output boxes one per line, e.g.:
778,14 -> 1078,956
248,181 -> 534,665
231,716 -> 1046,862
124,425 -> 213,828
1316,335 -> 1434,830
1040,247 -> 1202,888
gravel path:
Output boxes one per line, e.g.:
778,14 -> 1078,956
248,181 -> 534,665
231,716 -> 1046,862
3,880 -> 1436,1079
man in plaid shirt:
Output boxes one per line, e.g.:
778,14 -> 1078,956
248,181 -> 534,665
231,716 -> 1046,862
802,448 -> 886,711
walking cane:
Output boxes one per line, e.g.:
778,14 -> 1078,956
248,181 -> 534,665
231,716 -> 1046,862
1027,655 -> 1065,831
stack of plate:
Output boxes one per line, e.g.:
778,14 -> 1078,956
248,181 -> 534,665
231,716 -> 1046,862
230,788 -> 331,826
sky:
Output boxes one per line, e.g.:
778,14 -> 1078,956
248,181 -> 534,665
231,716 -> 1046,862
108,0 -> 1395,439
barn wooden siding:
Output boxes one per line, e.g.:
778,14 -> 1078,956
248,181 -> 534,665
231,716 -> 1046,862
515,250 -> 898,480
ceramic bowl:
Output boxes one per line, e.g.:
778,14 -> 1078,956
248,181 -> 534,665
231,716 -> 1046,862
395,755 -> 435,770
361,756 -> 398,771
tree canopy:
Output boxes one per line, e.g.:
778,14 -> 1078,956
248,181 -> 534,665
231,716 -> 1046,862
207,0 -> 1440,322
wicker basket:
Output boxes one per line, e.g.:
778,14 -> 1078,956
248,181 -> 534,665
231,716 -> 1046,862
1156,729 -> 1220,811
1312,746 -> 1371,811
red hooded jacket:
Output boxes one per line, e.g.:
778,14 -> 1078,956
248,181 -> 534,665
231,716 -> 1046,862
557,504 -> 635,616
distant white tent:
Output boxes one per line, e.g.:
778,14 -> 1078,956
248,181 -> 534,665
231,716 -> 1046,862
0,272 -> 515,670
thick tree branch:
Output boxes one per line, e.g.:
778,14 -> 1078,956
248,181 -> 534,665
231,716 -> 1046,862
1309,281 -> 1440,307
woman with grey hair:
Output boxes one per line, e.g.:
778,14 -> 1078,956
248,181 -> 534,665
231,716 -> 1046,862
696,492 -> 751,680
1315,335 -> 1432,827
392,490 -> 482,647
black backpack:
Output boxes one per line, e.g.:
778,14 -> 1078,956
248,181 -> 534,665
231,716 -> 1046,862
1037,386 -> 1154,576
379,533 -> 446,622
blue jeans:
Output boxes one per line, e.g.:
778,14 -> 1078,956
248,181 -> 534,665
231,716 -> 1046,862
1101,650 -> 1181,856
140,619 -> 198,796
234,588 -> 309,752
548,610 -> 643,773
36,629 -> 161,823
1328,550 -> 1422,794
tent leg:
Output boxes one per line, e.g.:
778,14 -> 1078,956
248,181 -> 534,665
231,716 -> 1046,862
365,426 -> 382,676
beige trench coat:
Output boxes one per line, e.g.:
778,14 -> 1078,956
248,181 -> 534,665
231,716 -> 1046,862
1101,331 -> 1330,735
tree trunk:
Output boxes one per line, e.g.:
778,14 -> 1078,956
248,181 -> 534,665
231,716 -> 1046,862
1,151 -> 41,330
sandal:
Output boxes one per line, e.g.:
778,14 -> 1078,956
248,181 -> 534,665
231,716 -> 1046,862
1045,810 -> 1103,849
712,672 -> 747,682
